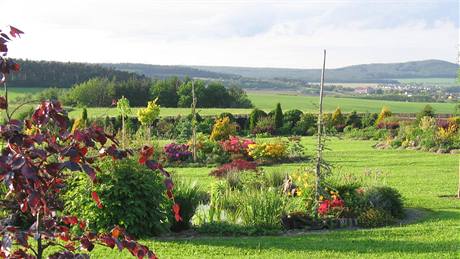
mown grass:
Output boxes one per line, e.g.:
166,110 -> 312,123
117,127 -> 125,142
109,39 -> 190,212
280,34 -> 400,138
68,137 -> 459,258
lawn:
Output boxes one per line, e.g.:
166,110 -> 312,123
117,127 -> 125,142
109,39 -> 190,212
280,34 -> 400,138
77,137 -> 460,258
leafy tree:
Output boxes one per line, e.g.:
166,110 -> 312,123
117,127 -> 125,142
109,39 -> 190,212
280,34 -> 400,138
111,78 -> 151,107
67,77 -> 115,107
150,77 -> 180,107
274,103 -> 283,130
227,86 -> 253,108
137,99 -> 161,139
203,82 -> 231,108
177,80 -> 206,107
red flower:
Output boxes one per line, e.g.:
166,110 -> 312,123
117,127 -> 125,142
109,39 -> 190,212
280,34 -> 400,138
331,197 -> 344,208
318,200 -> 330,215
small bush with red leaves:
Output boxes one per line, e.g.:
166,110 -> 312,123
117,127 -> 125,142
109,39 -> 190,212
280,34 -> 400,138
210,159 -> 257,177
163,143 -> 192,162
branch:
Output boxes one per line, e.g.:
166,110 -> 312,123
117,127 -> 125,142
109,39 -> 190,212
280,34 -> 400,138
9,99 -> 40,119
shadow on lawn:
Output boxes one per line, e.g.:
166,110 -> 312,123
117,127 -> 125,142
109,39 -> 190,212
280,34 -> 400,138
159,209 -> 459,255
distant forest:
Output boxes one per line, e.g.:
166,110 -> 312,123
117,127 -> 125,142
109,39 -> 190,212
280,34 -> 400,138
6,59 -> 143,88
5,58 -> 459,90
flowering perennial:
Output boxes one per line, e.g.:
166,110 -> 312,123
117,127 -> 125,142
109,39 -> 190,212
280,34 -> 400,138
164,143 -> 192,161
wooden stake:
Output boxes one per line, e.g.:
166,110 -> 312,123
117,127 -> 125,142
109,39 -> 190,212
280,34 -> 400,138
457,158 -> 460,198
315,49 -> 326,202
191,81 -> 197,162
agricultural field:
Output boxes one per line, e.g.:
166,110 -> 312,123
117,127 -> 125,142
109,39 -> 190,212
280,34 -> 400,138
247,92 -> 458,114
63,92 -> 458,119
6,87 -> 459,119
5,87 -> 45,101
61,137 -> 459,258
395,78 -> 459,87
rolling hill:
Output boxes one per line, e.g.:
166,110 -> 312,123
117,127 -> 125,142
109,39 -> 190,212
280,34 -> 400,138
193,59 -> 459,82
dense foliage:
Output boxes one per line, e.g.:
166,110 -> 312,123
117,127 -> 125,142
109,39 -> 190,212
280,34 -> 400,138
64,159 -> 171,237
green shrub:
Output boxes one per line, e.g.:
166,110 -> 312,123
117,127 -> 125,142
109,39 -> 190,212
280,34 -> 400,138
274,103 -> 283,131
249,109 -> 267,131
357,208 -> 395,228
283,109 -> 303,130
218,112 -> 235,122
334,184 -> 367,218
64,158 -> 170,237
292,113 -> 316,136
169,178 -> 207,232
361,112 -> 378,128
345,111 -> 362,128
364,186 -> 404,218
252,116 -> 275,135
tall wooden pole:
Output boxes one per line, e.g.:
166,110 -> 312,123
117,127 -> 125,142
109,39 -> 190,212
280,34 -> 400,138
315,49 -> 326,202
191,81 -> 197,162
457,158 -> 460,198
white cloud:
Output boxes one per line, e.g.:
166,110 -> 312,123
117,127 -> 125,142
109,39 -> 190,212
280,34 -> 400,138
2,0 -> 459,68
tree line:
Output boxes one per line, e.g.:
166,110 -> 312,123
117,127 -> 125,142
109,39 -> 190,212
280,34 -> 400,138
39,76 -> 253,108
7,59 -> 144,88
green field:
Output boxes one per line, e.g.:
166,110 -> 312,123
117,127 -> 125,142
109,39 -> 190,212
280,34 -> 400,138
59,137 -> 459,258
396,78 -> 459,86
5,87 -> 459,119
247,92 -> 458,114
6,87 -> 45,101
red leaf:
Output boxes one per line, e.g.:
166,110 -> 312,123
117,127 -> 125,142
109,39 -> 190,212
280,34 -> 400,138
0,96 -> 7,110
100,234 -> 115,249
80,236 -> 95,251
9,26 -> 24,38
139,146 -> 154,164
62,216 -> 78,225
20,200 -> 28,213
79,220 -> 86,230
91,191 -> 103,209
111,226 -> 121,238
173,203 -> 182,222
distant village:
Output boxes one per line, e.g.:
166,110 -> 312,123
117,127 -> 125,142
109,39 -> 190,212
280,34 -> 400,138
352,82 -> 459,102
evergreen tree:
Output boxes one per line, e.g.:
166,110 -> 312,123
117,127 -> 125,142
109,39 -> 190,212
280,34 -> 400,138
274,103 -> 283,130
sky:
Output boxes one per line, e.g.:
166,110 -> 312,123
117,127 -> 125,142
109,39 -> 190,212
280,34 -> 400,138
2,0 -> 459,68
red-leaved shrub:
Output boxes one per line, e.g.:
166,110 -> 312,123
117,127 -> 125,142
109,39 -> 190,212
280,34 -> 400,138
209,159 -> 257,177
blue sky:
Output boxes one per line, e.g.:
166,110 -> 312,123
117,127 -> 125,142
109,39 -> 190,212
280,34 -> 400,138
3,0 -> 459,68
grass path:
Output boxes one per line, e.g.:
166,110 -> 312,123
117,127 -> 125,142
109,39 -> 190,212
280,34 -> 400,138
82,137 -> 459,258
